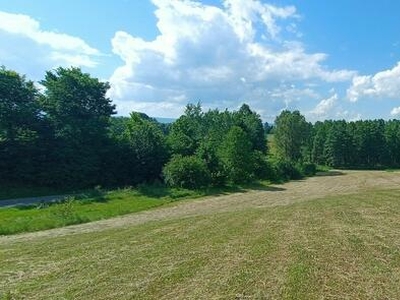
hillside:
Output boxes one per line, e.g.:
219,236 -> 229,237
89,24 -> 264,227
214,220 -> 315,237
1,171 -> 400,299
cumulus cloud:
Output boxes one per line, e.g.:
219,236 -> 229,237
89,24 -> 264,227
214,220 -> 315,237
347,62 -> 400,102
310,94 -> 337,117
0,11 -> 100,78
108,0 -> 355,117
306,93 -> 363,122
391,106 -> 400,116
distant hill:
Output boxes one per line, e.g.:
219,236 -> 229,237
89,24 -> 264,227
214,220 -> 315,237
155,117 -> 176,124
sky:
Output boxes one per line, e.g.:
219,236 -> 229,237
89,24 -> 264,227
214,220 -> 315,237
1,0 -> 400,122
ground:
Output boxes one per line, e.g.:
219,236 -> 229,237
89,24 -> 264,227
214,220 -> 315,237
1,170 -> 400,299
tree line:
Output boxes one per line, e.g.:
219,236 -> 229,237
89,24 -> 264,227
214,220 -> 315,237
1,66 -> 399,190
271,110 -> 400,169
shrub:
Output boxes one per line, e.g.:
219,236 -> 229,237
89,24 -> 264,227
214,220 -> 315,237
300,162 -> 317,176
273,159 -> 303,181
163,155 -> 211,189
253,151 -> 274,180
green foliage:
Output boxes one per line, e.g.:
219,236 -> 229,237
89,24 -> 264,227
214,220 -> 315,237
123,112 -> 169,183
310,119 -> 398,169
6,64 -> 400,193
166,104 -> 269,187
0,66 -> 42,184
299,162 -> 317,176
196,138 -> 227,186
385,120 -> 400,166
163,155 -> 211,189
39,67 -> 116,187
272,159 -> 303,181
323,121 -> 354,167
218,126 -> 255,184
274,110 -> 311,162
234,104 -> 267,153
252,151 -> 275,180
167,103 -> 204,156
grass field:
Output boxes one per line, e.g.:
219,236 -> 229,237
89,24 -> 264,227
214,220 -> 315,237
1,171 -> 400,299
0,185 -> 216,235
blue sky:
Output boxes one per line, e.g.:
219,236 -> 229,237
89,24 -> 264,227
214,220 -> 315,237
1,0 -> 400,122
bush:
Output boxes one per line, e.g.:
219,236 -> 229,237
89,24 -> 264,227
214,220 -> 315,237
163,155 -> 211,189
272,159 -> 303,181
300,162 -> 317,176
253,151 -> 275,180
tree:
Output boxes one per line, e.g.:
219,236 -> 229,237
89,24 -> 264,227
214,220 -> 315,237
274,110 -> 311,162
167,103 -> 204,156
234,104 -> 267,153
123,112 -> 169,183
218,126 -> 254,183
263,122 -> 273,134
40,67 -> 116,187
385,120 -> 400,167
0,67 -> 41,184
323,121 -> 353,167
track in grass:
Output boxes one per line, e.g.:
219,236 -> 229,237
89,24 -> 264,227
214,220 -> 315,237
1,170 -> 400,299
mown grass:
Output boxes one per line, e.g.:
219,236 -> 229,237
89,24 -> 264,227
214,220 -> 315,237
0,182 -> 267,235
1,188 -> 400,299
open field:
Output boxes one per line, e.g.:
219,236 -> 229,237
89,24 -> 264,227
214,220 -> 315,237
1,171 -> 400,299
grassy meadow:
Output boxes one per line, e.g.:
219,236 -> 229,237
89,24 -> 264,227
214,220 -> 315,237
1,171 -> 400,299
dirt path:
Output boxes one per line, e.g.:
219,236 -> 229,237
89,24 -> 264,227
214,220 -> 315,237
1,170 -> 399,244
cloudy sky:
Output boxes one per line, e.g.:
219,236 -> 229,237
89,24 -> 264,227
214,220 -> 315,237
1,0 -> 400,122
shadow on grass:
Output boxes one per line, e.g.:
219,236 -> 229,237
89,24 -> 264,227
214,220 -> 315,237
204,182 -> 287,197
76,190 -> 108,204
137,183 -> 171,198
247,184 -> 286,192
13,191 -> 109,211
137,181 -> 286,200
12,181 -> 286,211
315,170 -> 345,177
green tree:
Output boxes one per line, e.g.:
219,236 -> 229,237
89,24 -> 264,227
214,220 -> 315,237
323,121 -> 354,167
234,104 -> 267,153
123,112 -> 169,183
0,67 -> 42,184
218,126 -> 254,184
40,67 -> 115,187
274,110 -> 311,162
311,121 -> 333,165
385,120 -> 400,167
167,103 -> 204,156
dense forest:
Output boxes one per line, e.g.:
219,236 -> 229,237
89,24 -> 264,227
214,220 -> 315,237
1,66 -> 400,190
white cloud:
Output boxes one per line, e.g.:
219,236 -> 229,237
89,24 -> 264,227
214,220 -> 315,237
223,0 -> 297,40
108,0 -> 355,117
347,62 -> 400,102
336,110 -> 362,121
0,11 -> 100,75
391,106 -> 400,116
310,94 -> 337,117
307,93 -> 363,122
